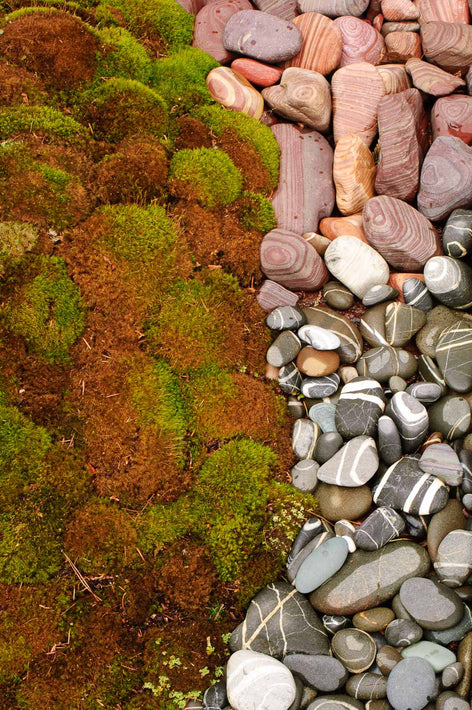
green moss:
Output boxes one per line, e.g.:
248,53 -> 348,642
96,26 -> 152,84
2,6 -> 60,21
2,255 -> 85,363
238,191 -> 277,233
97,0 -> 194,52
138,495 -> 200,553
169,148 -> 242,208
85,78 -> 168,142
0,222 -> 38,273
0,105 -> 87,141
195,104 -> 280,192
150,47 -> 219,115
264,482 -> 318,561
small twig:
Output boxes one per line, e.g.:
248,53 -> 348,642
62,551 -> 102,602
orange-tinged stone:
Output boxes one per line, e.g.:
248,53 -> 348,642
206,67 -> 264,119
332,61 -> 386,146
320,214 -> 367,242
286,12 -> 343,76
389,272 -> 425,300
297,347 -> 340,376
230,58 -> 283,87
377,63 -> 411,93
414,0 -> 470,24
333,133 -> 376,215
381,0 -> 419,21
193,0 -> 252,63
385,30 -> 422,62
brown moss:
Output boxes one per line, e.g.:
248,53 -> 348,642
0,11 -> 99,90
156,540 -> 216,614
0,61 -> 47,105
219,128 -> 272,193
94,135 -> 168,205
174,115 -> 211,152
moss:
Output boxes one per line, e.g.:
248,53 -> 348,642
0,105 -> 87,141
0,221 -> 38,273
195,104 -> 280,192
138,495 -> 199,553
2,255 -> 86,363
168,148 -> 242,209
84,78 -> 168,142
97,0 -> 194,53
150,47 -> 219,116
95,26 -> 152,84
3,5 -> 61,21
264,482 -> 318,561
0,62 -> 48,106
237,191 -> 277,233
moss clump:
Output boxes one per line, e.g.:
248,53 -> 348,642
169,148 -> 242,209
97,0 -> 194,53
95,26 -> 152,84
85,78 -> 168,142
0,105 -> 87,141
195,104 -> 280,192
2,255 -> 85,363
0,62 -> 48,106
237,191 -> 277,233
150,47 -> 219,116
0,221 -> 38,273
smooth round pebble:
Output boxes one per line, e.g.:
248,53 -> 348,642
298,324 -> 341,350
345,673 -> 388,701
386,657 -> 436,710
315,432 -> 344,464
266,306 -> 306,331
353,608 -> 395,633
283,654 -> 348,693
399,578 -> 464,631
301,373 -> 340,398
332,628 -> 377,674
297,347 -> 340,377
385,619 -> 423,647
441,662 -> 464,689
322,614 -> 352,635
323,281 -> 355,310
226,649 -> 297,710
295,536 -> 349,594
363,284 -> 398,307
316,482 -> 372,522
436,692 -> 470,710
401,641 -> 456,672
428,396 -> 471,440
267,330 -> 301,367
290,459 -> 319,493
376,645 -> 403,676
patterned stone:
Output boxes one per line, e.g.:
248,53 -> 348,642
382,21 -> 421,34
203,680 -> 227,710
324,236 -> 389,299
332,62 -> 386,147
421,21 -> 472,73
374,456 -> 449,515
298,325 -> 341,350
356,346 -> 418,382
386,391 -> 429,453
310,541 -> 430,615
435,530 -> 472,587
389,272 -> 425,302
286,12 -> 343,75
279,362 -> 303,394
206,67 -> 264,118
385,31 -> 422,62
375,88 -> 426,201
385,618 -> 423,647
386,657 -> 436,710
363,196 -> 440,271
424,257 -> 472,310
252,0 -> 297,20
334,16 -> 386,67
308,697 -> 364,710
271,124 -> 335,235
308,402 -> 338,433
443,209 -> 472,259
223,11 -> 303,63
355,507 -> 405,552
332,628 -> 377,673
320,212 -> 367,242
377,63 -> 411,93
403,278 -> 433,312
226,649 -> 297,710
353,607 -> 395,633
303,305 -> 363,363
317,435 -> 379,487
266,306 -> 306,331
288,517 -> 326,563
231,58 -> 283,87
378,415 -> 403,465
385,302 -> 426,347
297,0 -> 370,15
193,0 -> 252,63
295,536 -> 350,594
362,284 -> 398,307
229,581 -> 329,657
262,68 -> 331,132
301,374 -> 340,398
266,330 -> 301,367
335,377 -> 386,439
381,0 -> 419,20
291,459 -> 319,493
260,229 -> 329,290
283,654 -> 348,692
399,577 -> 464,630
406,382 -> 442,404
292,418 -> 320,459
418,355 -> 447,396
418,137 -> 472,222
419,443 -> 462,485
416,305 -> 462,358
257,280 -> 299,312
406,58 -> 466,96
414,0 -> 470,23
360,303 -> 389,347
322,281 -> 355,311
333,135 -> 376,216
315,482 -> 373,522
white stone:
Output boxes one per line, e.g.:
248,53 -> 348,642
325,235 -> 390,299
227,649 -> 297,710
298,324 -> 341,350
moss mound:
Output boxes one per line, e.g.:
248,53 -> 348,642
2,254 -> 86,363
150,47 -> 219,115
0,104 -> 87,141
168,147 -> 242,208
0,221 -> 38,273
0,61 -> 48,105
237,191 -> 277,233
95,26 -> 152,84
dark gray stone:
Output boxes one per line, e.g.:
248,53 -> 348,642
403,277 -> 433,312
322,281 -> 355,311
378,415 -> 403,465
283,654 -> 348,692
406,381 -> 442,404
266,306 -> 306,331
203,680 -> 227,710
322,614 -> 351,635
346,673 -> 387,701
428,396 -> 471,440
356,346 -> 418,382
419,443 -> 463,485
436,320 -> 472,394
335,377 -> 386,439
267,330 -> 302,367
287,531 -> 334,583
399,578 -> 464,631
386,391 -> 429,454
418,354 -> 447,396
317,435 -> 379,487
315,432 -> 344,464
385,302 -> 426,347
360,304 -> 389,348
279,362 -> 303,394
301,373 -> 340,399
424,256 -> 472,311
355,507 -> 405,552
362,284 -> 398,306
434,530 -> 472,588
376,645 -> 403,676
288,517 -> 327,563
373,456 -> 449,515
384,619 -> 423,647
332,628 -> 377,674
443,209 -> 472,259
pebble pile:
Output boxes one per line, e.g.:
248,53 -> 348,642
185,0 -> 472,707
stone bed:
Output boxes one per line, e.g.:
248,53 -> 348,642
183,0 -> 472,708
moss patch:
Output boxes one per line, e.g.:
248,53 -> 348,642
95,25 -> 152,84
0,221 -> 38,273
0,61 -> 48,105
237,191 -> 277,233
168,147 -> 242,209
0,105 -> 87,141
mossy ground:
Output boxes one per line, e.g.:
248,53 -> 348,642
0,4 -> 318,708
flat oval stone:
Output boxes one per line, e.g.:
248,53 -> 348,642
267,331 -> 301,367
266,306 -> 306,331
206,67 -> 264,119
325,235 -> 390,299
363,284 -> 398,307
378,415 -> 402,465
377,645 -> 403,676
386,657 -> 436,710
297,0 -> 369,16
306,696 -> 364,710
436,320 -> 472,393
317,435 -> 379,487
309,541 -> 430,615
298,325 -> 341,350
419,443 -> 463,485
353,608 -> 395,633
257,280 -> 300,312
226,649 -> 297,710
308,402 -> 337,433
405,382 -> 442,404
230,581 -> 329,657
403,278 -> 433,312
322,614 -> 352,635
434,530 -> 472,588
323,280 -> 355,311
399,577 -> 464,630
315,482 -> 372,523
283,654 -> 348,692
287,531 -> 334,583
231,57 -> 283,87
385,302 -> 426,347
315,432 -> 344,464
223,10 -> 303,63
355,507 -> 405,552
428,395 -> 471,440
427,499 -> 467,562
335,377 -> 387,439
424,257 -> 472,311
292,418 -> 320,459
261,228 -> 329,291
406,58 -> 466,96
360,303 -> 389,348
386,391 -> 429,454
297,347 -> 340,377
332,628 -> 377,674
356,346 -> 418,383
303,305 -> 363,364
193,0 -> 253,63
442,209 -> 472,259
373,456 -> 449,515
291,459 -> 319,493
279,362 -> 302,394
401,641 -> 456,672
295,536 -> 350,594
385,619 -> 423,647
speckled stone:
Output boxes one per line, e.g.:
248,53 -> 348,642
385,619 -> 423,647
424,256 -> 472,311
335,377 -> 386,439
378,415 -> 402,465
303,305 -> 363,363
403,278 -> 433,312
315,432 -> 344,464
428,395 -> 471,440
386,391 -> 429,454
373,456 -> 449,515
291,459 -> 319,493
322,280 -> 355,310
318,435 -> 379,487
292,418 -> 320,459
442,209 -> 472,259
363,284 -> 398,307
386,657 -> 436,710
332,628 -> 377,674
419,443 -> 463,485
355,507 -> 405,552
427,499 -> 467,562
315,482 -> 372,523
223,11 -> 303,63
266,306 -> 306,332
283,654 -> 348,692
399,577 -> 464,630
436,320 -> 472,394
434,530 -> 472,588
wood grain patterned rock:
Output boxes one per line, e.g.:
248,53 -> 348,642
364,196 -> 440,270
262,68 -> 331,131
260,229 -> 329,290
334,16 -> 386,67
286,12 -> 342,75
385,30 -> 422,62
377,63 -> 411,93
253,0 -> 297,19
206,67 -> 264,118
257,279 -> 299,311
375,88 -> 425,201
332,62 -> 386,147
382,21 -> 421,34
421,22 -> 472,73
223,10 -> 303,63
325,235 -> 390,299
333,134 -> 376,215
227,650 -> 297,710
418,137 -> 472,222
320,213 -> 367,242
231,58 -> 283,87
406,58 -> 466,96
193,0 -> 252,63
271,123 -> 335,234
381,0 -> 420,20
432,96 -> 472,144
414,0 -> 470,24
297,0 -> 370,16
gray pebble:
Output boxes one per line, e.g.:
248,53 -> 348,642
384,619 -> 423,647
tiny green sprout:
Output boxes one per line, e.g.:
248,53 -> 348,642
199,666 -> 210,678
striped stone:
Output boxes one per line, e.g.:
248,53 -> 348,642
253,0 -> 297,20
377,63 -> 411,94
262,68 -> 332,132
266,330 -> 301,367
361,303 -> 393,348
322,280 -> 355,311
345,673 -> 388,701
301,373 -> 340,398
432,96 -> 472,145
298,325 -> 341,350
385,302 -> 426,347
333,134 -> 376,216
193,0 -> 252,63
260,229 -> 329,290
206,67 -> 264,119
271,124 -> 335,235
335,376 -> 387,439
373,456 -> 449,515
421,21 -> 472,73
382,21 -> 421,34
292,418 -> 320,459
418,137 -> 472,222
382,0 -> 419,20
257,280 -> 299,312
435,320 -> 472,393
406,58 -> 466,96
389,272 -> 425,302
286,12 -> 343,76
434,530 -> 472,587
362,284 -> 399,307
355,506 -> 406,551
418,354 -> 447,396
403,278 -> 433,312
414,0 -> 470,23
419,443 -> 463,486
332,62 -> 386,147
386,391 -> 429,454
227,650 -> 297,710
428,395 -> 471,440
303,305 -> 363,363
317,435 -> 379,487
334,16 -> 386,67
278,362 -> 302,394
356,345 -> 418,382
297,0 -> 369,15
424,257 -> 472,310
266,306 -> 306,331
385,31 -> 422,63
324,236 -> 390,299
363,196 -> 440,271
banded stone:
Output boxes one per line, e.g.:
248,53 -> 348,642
356,345 -> 418,382
385,302 -> 426,347
297,0 -> 370,15
386,391 -> 429,453
419,443 -> 462,486
405,382 -> 441,404
421,21 -> 472,74
333,134 -> 376,216
308,697 -> 364,710
206,67 -> 264,119
406,58 -> 466,96
303,305 -> 363,363
377,63 -> 411,94
378,415 -> 403,465
223,11 -> 303,64
320,212 -> 367,242
424,257 -> 472,310
335,377 -> 386,439
381,0 -> 419,20
288,517 -> 326,563
322,615 -> 351,635
373,456 -> 449,515
382,21 -> 421,34
317,435 -> 379,487
418,355 -> 447,396
322,281 -> 355,311
260,229 -> 329,290
301,374 -> 340,399
432,97 -> 472,144
292,418 -> 320,459
231,58 -> 283,87
399,577 -> 464,630
415,0 -> 470,23
252,0 -> 297,20
385,30 -> 422,63
362,284 -> 398,307
226,650 -> 297,710
403,277 -> 433,312
257,280 -> 299,312
262,68 -> 331,132
389,272 -> 425,302
286,12 -> 343,76
332,628 -> 377,673
278,362 -> 302,394
355,507 -> 405,552
360,303 -> 389,348
271,124 -> 335,235
363,196 -> 440,272
332,62 -> 386,147
442,209 -> 472,259
193,0 -> 252,63
324,235 -> 390,299
435,530 -> 472,588
334,15 -> 386,67
266,306 -> 306,332
298,325 -> 341,350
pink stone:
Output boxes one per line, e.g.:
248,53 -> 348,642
206,67 -> 264,118
406,58 -> 466,96
414,0 -> 470,24
431,95 -> 472,144
332,61 -> 386,146
230,58 -> 283,87
285,12 -> 343,76
421,21 -> 472,73
256,279 -> 300,311
193,0 -> 252,64
253,0 -> 298,21
385,30 -> 422,62
260,229 -> 329,291
334,16 -> 386,67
